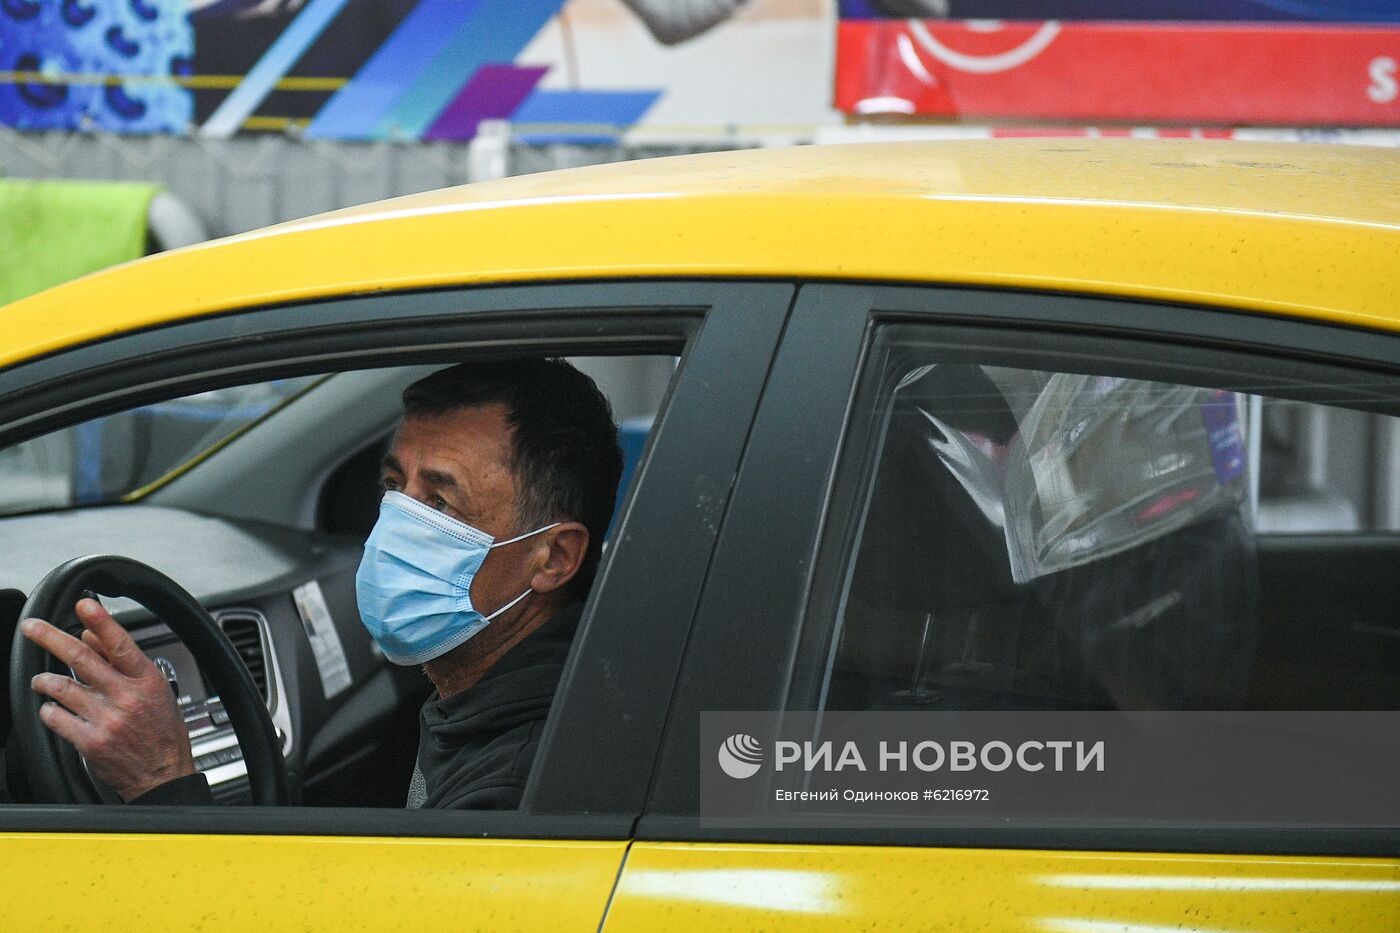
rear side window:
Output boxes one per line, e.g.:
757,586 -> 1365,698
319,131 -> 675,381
805,325 -> 1400,716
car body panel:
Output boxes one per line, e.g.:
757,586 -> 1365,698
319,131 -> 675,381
1,143 -> 1397,927
605,843 -> 1400,931
2,140 -> 1398,371
637,283 -> 1400,932
0,833 -> 626,931
0,282 -> 795,924
645,285 -> 1400,821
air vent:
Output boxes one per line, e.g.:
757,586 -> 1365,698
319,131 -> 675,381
217,611 -> 270,704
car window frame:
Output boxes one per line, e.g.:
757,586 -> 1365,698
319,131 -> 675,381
0,280 -> 796,839
642,282 -> 1400,858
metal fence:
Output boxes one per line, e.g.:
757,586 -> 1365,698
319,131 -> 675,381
0,124 -> 749,238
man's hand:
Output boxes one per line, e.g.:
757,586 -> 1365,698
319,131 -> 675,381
20,598 -> 195,801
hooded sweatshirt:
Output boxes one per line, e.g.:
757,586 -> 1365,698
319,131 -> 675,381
407,600 -> 581,810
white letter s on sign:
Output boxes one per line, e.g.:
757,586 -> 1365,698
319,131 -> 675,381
1368,57 -> 1397,105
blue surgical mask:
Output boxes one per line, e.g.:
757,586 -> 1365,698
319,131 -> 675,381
355,491 -> 559,665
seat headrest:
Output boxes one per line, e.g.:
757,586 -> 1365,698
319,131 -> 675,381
849,364 -> 1020,613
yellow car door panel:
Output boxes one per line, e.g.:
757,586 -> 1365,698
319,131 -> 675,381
1,834 -> 626,931
0,281 -> 794,927
605,843 -> 1400,931
631,285 -> 1400,933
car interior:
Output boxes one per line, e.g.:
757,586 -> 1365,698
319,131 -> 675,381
826,360 -> 1400,716
0,355 -> 675,807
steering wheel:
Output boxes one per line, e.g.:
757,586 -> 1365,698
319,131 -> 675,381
9,556 -> 289,806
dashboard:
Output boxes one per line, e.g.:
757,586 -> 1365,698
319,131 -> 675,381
134,607 -> 293,802
0,504 -> 427,806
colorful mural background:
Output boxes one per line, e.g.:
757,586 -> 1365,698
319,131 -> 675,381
0,0 -> 194,133
3,0 -> 1399,138
1,0 -> 685,138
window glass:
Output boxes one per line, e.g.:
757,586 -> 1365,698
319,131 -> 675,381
570,354 -> 679,537
0,377 -> 322,516
810,326 -> 1400,716
0,352 -> 683,811
1256,396 -> 1395,533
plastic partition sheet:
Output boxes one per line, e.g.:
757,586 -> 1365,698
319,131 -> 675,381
899,365 -> 1248,585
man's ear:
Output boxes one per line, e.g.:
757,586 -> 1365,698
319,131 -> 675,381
529,523 -> 590,595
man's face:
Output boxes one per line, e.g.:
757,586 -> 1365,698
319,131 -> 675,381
379,404 -> 534,616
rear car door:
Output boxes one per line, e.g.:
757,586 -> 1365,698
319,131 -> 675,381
0,282 -> 793,929
609,284 -> 1400,930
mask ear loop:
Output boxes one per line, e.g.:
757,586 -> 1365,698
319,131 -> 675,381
488,522 -> 562,549
483,587 -> 534,621
481,522 -> 563,620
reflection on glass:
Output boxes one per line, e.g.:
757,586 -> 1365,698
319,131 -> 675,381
0,376 -> 321,516
623,868 -> 843,914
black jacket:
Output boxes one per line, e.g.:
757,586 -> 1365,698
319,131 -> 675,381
412,600 -> 581,809
132,601 -> 580,809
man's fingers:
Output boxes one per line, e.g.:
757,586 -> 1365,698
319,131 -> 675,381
30,671 -> 102,721
22,605 -> 194,801
18,618 -> 118,689
36,699 -> 97,750
81,629 -> 107,658
75,599 -> 148,678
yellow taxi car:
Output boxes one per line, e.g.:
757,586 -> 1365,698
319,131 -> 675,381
0,140 -> 1397,930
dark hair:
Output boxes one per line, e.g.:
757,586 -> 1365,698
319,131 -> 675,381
401,359 -> 623,597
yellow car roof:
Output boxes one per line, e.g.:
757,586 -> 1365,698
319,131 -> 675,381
4,139 -> 1398,371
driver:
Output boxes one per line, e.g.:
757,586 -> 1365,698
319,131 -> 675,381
19,358 -> 623,809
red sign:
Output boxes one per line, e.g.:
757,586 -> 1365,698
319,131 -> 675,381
836,20 -> 1400,126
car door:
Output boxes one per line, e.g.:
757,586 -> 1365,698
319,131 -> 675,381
0,281 -> 794,929
607,284 -> 1400,931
